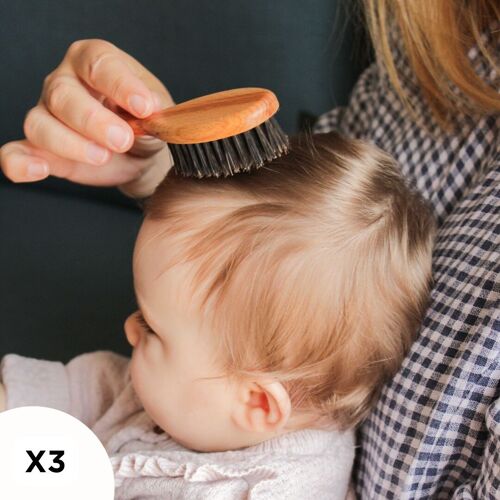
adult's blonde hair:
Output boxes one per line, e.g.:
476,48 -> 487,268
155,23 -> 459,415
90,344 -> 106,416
144,132 -> 435,429
363,0 -> 500,126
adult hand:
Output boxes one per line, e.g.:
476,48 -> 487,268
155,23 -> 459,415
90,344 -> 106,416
0,39 -> 175,198
0,382 -> 5,412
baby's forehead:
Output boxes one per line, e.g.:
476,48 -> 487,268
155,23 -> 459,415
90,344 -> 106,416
134,219 -> 187,285
133,217 -> 214,310
134,186 -> 258,266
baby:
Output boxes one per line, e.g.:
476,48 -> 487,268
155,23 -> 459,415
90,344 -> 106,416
0,131 -> 435,499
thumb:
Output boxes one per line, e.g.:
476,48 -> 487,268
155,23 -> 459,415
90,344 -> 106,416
128,135 -> 167,159
102,89 -> 172,114
127,89 -> 173,159
103,90 -> 173,159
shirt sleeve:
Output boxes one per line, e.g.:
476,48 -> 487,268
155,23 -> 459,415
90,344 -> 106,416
452,397 -> 500,499
0,351 -> 131,428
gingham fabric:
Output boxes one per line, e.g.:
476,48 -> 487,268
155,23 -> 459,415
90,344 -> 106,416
314,23 -> 499,499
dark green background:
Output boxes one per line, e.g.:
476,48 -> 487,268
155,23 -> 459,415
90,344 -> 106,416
0,1 -> 369,361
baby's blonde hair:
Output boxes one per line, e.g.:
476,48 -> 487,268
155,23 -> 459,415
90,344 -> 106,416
143,131 -> 435,429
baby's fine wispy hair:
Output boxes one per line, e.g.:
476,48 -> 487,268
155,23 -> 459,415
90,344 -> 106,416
143,131 -> 436,429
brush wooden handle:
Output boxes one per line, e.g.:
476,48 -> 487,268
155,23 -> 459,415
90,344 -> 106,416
118,88 -> 279,144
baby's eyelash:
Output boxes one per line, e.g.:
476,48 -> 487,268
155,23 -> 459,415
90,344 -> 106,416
136,312 -> 157,336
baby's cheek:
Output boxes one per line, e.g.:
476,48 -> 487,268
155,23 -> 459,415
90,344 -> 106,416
183,378 -> 228,422
188,382 -> 213,408
129,351 -> 144,396
130,348 -> 174,420
130,348 -> 156,403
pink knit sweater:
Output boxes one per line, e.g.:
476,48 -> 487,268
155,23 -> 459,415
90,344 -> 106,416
1,351 -> 354,499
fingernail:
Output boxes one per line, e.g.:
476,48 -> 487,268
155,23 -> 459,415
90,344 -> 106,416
27,162 -> 48,179
129,94 -> 152,117
86,143 -> 110,164
107,125 -> 132,150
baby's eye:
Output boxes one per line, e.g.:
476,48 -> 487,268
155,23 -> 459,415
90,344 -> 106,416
136,312 -> 157,336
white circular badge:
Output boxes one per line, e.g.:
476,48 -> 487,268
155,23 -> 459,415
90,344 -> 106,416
0,406 -> 114,500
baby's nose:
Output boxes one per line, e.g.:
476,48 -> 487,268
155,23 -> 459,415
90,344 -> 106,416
124,314 -> 141,347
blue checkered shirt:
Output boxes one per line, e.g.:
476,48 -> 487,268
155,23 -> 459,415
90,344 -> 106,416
314,24 -> 499,499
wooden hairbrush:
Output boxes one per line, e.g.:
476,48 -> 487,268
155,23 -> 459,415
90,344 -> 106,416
118,87 -> 289,178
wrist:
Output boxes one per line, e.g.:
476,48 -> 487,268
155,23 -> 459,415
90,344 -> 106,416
118,145 -> 173,199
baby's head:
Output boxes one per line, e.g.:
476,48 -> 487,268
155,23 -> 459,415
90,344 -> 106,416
124,131 -> 435,452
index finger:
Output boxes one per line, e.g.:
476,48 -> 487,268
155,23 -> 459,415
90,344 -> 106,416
70,40 -> 157,118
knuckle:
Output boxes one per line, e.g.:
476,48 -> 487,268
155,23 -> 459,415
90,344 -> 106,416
0,145 -> 9,167
86,49 -> 114,88
43,70 -> 55,89
109,75 -> 129,99
23,108 -> 42,139
77,39 -> 119,89
45,77 -> 71,114
80,103 -> 101,131
67,39 -> 87,56
0,145 -> 21,182
89,39 -> 116,51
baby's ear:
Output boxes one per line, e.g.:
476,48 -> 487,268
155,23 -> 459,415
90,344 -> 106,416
231,379 -> 291,434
